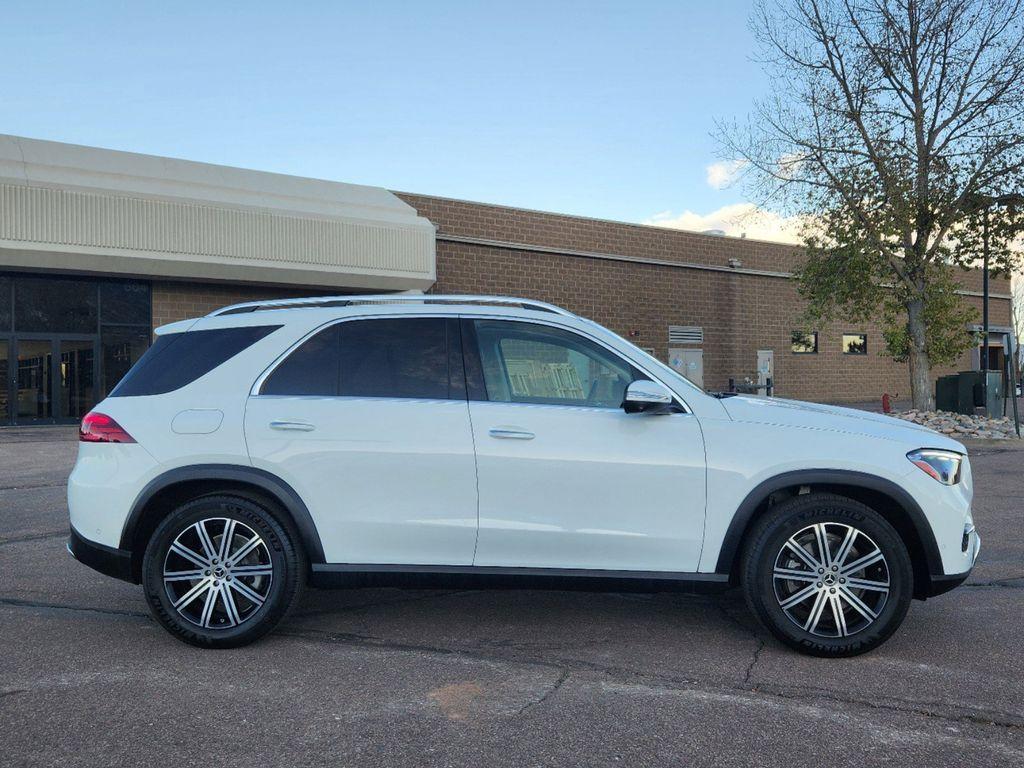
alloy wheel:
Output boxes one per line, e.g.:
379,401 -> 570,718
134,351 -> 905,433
772,522 -> 890,638
162,517 -> 274,629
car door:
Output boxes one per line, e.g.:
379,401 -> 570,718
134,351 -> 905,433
464,317 -> 707,573
245,316 -> 479,566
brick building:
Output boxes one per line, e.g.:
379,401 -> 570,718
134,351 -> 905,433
0,135 -> 1013,425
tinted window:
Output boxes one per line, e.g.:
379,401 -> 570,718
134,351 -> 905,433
260,318 -> 453,399
15,277 -> 97,332
111,325 -> 279,396
472,320 -> 638,408
100,281 -> 151,325
338,318 -> 450,399
0,276 -> 10,331
261,325 -> 340,396
843,334 -> 868,355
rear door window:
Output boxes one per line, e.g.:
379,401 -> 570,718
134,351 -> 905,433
260,318 -> 462,400
110,325 -> 280,397
261,325 -> 340,396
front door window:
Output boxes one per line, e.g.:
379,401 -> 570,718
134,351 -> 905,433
471,320 -> 639,409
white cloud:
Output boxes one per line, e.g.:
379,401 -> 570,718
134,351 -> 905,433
705,160 -> 747,190
643,202 -> 805,244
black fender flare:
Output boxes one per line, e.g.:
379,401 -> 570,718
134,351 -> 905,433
713,469 -> 943,578
120,464 -> 326,564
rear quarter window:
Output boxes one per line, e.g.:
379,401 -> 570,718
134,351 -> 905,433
110,325 -> 280,397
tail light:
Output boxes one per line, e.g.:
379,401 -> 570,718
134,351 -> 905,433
79,412 -> 136,444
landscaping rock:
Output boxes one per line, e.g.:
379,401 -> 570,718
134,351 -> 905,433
889,409 -> 1020,440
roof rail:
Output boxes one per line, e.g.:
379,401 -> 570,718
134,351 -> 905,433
209,294 -> 576,318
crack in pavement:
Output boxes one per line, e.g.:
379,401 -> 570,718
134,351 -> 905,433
0,531 -> 66,546
0,483 -> 66,491
963,577 -> 1024,589
752,683 -> 1024,732
514,668 -> 570,717
0,597 -> 150,620
717,602 -> 767,688
743,640 -> 766,686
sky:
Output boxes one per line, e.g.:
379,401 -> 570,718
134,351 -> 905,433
0,0 -> 798,241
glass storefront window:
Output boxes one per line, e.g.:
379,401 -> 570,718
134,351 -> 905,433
14,277 -> 99,333
0,273 -> 152,424
0,276 -> 11,331
100,281 -> 151,325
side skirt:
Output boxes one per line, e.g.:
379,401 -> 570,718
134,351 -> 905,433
309,563 -> 731,594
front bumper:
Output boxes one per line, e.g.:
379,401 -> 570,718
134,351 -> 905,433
924,524 -> 980,598
67,526 -> 135,583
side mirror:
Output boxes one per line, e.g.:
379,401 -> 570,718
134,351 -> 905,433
622,380 -> 678,414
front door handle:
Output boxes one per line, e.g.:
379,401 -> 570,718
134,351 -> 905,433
270,420 -> 316,432
488,427 -> 535,440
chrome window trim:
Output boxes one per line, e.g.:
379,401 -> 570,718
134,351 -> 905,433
247,310 -> 693,414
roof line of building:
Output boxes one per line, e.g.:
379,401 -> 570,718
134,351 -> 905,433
437,232 -> 1013,300
396,190 -> 799,249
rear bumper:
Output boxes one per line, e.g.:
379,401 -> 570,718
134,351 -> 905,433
67,526 -> 135,583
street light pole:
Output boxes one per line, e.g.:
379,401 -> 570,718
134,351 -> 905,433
982,208 -> 990,372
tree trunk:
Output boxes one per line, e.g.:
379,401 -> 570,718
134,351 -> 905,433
906,297 -> 934,410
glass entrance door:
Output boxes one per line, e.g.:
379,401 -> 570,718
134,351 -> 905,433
59,339 -> 97,421
8,337 -> 99,424
0,339 -> 9,424
15,339 -> 53,422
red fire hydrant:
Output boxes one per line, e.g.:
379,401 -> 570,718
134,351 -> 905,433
882,393 -> 892,413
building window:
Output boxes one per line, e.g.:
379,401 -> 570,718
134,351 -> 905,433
843,334 -> 868,355
791,331 -> 818,354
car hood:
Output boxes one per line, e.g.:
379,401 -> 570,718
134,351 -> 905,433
719,395 -> 966,452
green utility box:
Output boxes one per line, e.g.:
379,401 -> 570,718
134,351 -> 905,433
937,371 -> 1004,417
935,375 -> 963,414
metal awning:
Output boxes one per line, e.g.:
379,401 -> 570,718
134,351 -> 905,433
0,134 -> 436,291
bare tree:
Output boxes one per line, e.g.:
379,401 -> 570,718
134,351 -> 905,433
720,0 -> 1024,409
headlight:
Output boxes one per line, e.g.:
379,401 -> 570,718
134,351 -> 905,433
907,449 -> 963,485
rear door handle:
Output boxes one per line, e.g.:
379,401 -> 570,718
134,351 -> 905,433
488,427 -> 535,440
270,420 -> 316,432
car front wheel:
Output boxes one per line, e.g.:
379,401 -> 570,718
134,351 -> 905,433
142,495 -> 304,648
741,493 -> 913,657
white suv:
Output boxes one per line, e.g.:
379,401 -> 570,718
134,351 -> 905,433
67,295 -> 979,656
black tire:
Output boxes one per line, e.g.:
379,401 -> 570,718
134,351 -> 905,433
741,492 -> 913,657
142,494 -> 305,648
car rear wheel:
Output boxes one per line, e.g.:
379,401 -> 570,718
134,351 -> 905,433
741,493 -> 913,657
142,495 -> 304,648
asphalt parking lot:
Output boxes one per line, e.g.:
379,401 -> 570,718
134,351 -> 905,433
1,428 -> 1022,767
